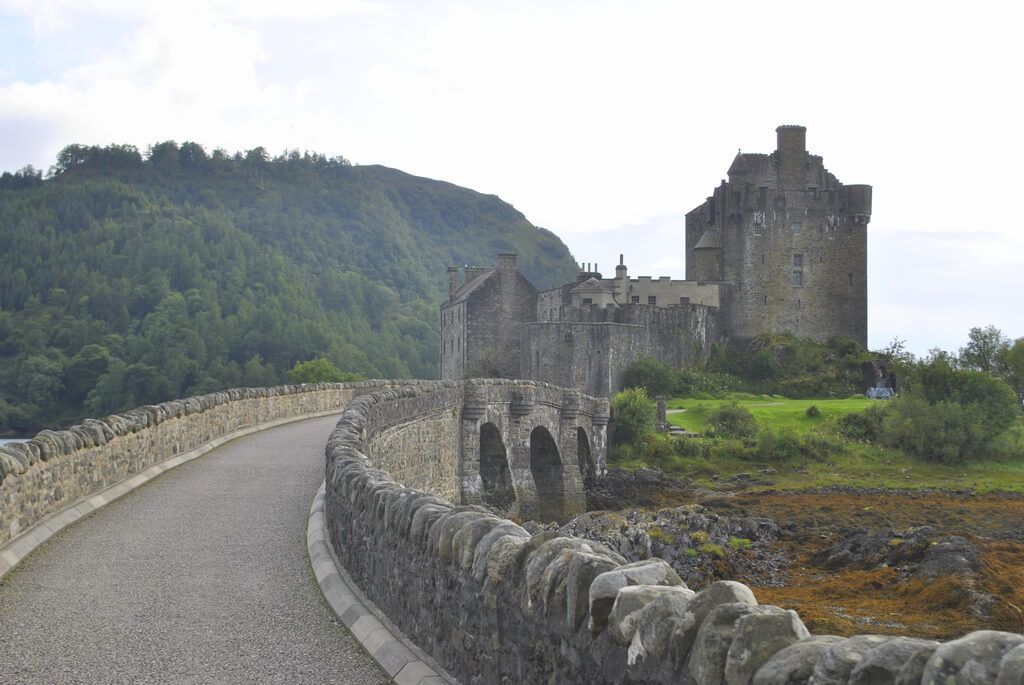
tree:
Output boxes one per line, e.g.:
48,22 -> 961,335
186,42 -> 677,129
999,338 -> 1024,403
611,388 -> 656,446
286,358 -> 362,384
959,325 -> 1010,375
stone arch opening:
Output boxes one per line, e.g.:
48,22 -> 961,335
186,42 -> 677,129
529,426 -> 564,522
577,427 -> 594,483
479,422 -> 515,511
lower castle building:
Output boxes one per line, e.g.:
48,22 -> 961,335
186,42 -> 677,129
441,125 -> 871,396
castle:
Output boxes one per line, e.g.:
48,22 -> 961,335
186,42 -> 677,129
441,125 -> 872,396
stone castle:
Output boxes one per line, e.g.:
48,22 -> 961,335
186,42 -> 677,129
441,125 -> 872,396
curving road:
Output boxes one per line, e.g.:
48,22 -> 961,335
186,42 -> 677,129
0,415 -> 388,685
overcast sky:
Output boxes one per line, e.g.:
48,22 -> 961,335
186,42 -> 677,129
1,0 -> 1021,355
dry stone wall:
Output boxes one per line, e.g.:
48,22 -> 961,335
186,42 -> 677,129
325,380 -> 1024,685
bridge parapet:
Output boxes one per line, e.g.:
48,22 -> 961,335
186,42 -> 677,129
324,380 -> 1024,685
0,380 -> 413,554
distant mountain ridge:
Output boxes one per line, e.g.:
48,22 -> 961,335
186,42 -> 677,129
0,143 -> 578,432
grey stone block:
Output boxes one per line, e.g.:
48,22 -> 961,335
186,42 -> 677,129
724,606 -> 808,685
922,630 -> 1024,685
848,636 -> 939,685
752,635 -> 843,685
811,634 -> 893,685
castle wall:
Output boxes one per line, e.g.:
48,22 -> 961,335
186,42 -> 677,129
521,304 -> 718,395
439,300 -> 467,379
521,322 -> 648,397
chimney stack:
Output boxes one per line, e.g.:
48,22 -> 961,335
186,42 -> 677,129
776,124 -> 807,189
447,266 -> 459,301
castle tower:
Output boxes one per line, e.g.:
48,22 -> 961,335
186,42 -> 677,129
684,125 -> 871,346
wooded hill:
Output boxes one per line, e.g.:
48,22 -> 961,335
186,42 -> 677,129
0,143 -> 578,433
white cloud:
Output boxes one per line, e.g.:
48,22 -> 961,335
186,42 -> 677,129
0,0 -> 1022,350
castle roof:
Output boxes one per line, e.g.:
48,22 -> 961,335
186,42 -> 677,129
447,268 -> 497,305
727,152 -> 769,177
694,229 -> 721,250
571,277 -> 612,293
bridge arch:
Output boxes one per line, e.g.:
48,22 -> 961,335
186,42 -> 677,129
479,422 -> 515,512
577,427 -> 594,483
529,426 -> 564,522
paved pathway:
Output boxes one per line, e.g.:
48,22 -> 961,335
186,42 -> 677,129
0,415 -> 388,685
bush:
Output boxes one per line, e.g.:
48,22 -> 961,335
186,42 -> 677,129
621,356 -> 736,398
707,402 -> 758,438
805,405 -> 821,418
836,403 -> 889,442
611,387 -> 657,446
672,436 -> 707,459
754,429 -> 803,462
287,358 -> 362,384
881,397 -> 988,465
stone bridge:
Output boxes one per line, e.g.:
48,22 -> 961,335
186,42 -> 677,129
2,380 -> 1021,685
459,382 -> 607,522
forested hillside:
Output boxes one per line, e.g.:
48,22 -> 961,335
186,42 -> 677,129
0,143 -> 578,433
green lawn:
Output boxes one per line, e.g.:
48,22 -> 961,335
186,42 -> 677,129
666,396 -> 874,435
622,396 -> 1024,493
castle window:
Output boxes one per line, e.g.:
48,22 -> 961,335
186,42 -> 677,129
790,223 -> 802,234
582,298 -> 593,305
793,271 -> 803,287
761,253 -> 765,264
793,253 -> 803,268
764,295 -> 767,305
631,295 -> 639,304
648,296 -> 657,306
774,195 -> 786,210
848,272 -> 853,287
758,187 -> 767,210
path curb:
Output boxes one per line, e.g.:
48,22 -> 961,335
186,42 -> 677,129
0,408 -> 344,581
307,481 -> 456,685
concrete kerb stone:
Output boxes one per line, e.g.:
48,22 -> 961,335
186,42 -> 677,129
306,480 -> 458,685
0,406 -> 346,582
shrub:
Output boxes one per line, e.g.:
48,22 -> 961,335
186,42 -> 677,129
685,548 -> 699,558
611,387 -> 657,446
881,397 -> 988,465
672,436 -> 707,459
800,432 -> 847,460
287,357 -> 363,384
639,432 -> 677,469
691,530 -> 709,544
707,402 -> 758,438
754,429 -> 803,462
836,403 -> 889,443
621,356 -> 736,398
648,526 -> 675,544
805,404 -> 821,418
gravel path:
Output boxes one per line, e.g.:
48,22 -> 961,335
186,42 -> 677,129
0,415 -> 389,685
